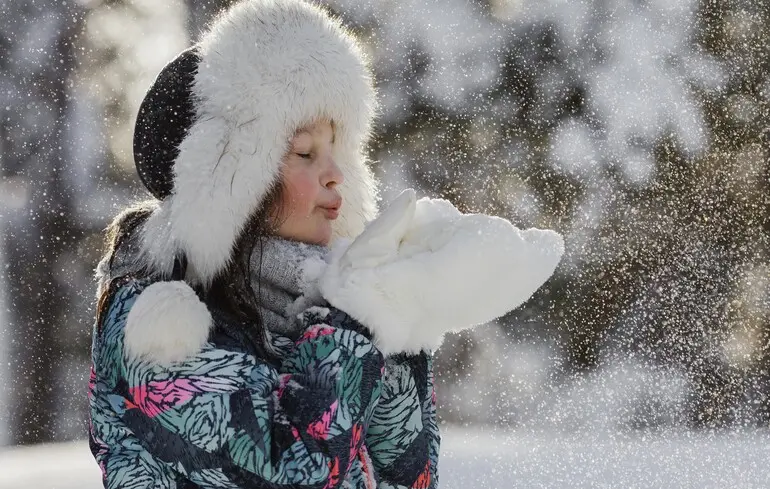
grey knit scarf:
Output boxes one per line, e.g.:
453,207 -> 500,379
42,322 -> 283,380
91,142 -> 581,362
249,237 -> 329,339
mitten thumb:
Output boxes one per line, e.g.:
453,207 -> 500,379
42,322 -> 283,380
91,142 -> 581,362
340,188 -> 416,270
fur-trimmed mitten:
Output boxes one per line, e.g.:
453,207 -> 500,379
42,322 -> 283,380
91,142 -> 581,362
320,189 -> 565,355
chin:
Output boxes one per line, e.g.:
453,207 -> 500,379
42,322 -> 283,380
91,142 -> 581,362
278,217 -> 332,246
315,230 -> 332,246
299,227 -> 332,246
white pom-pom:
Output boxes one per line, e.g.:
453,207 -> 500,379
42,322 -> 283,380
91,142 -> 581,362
124,281 -> 213,366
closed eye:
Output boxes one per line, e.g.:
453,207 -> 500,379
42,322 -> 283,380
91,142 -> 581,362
296,153 -> 312,159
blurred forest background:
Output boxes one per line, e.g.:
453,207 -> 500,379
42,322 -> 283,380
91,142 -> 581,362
1,0 -> 768,447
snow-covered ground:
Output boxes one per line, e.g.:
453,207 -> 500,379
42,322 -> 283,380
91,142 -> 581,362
441,427 -> 770,488
2,427 -> 769,489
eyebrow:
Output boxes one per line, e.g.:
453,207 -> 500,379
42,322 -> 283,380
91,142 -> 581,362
294,128 -> 335,144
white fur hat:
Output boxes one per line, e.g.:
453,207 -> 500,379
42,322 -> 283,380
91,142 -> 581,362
134,0 -> 379,286
122,0 -> 379,364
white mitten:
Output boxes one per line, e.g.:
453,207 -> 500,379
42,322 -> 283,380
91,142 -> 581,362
320,189 -> 565,355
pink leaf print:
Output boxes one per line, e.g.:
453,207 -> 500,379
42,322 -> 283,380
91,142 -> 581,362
307,399 -> 338,440
412,459 -> 432,489
347,424 -> 363,473
88,364 -> 96,399
358,445 -> 377,489
323,457 -> 340,489
291,425 -> 302,442
128,376 -> 221,418
298,325 -> 335,344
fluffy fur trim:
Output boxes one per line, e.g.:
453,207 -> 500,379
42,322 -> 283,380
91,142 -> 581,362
320,190 -> 565,355
140,0 -> 379,284
124,281 -> 213,365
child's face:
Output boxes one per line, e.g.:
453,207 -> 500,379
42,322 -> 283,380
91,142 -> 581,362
273,119 -> 343,245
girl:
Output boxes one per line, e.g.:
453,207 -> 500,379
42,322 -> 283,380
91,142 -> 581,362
88,1 -> 564,488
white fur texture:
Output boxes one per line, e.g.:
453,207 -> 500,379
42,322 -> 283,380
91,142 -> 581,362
124,281 -> 213,365
140,0 -> 379,284
320,189 -> 565,355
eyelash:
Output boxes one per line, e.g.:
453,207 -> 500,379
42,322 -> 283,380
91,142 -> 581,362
296,153 -> 312,159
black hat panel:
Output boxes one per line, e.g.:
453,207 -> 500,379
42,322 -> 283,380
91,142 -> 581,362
133,47 -> 201,200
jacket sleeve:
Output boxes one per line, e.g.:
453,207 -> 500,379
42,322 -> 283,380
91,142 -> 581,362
92,280 -> 385,489
365,352 -> 440,489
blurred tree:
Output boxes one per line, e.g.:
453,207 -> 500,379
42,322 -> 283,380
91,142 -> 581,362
1,0 -> 86,445
1,0 -> 189,445
679,0 -> 770,427
326,0 -> 770,427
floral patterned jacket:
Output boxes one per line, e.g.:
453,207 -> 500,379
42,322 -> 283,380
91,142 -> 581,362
88,277 -> 439,489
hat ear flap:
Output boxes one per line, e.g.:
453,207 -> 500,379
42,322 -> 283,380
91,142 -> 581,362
133,46 -> 201,200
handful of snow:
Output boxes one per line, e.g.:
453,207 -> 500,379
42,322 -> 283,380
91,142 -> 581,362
321,189 -> 564,355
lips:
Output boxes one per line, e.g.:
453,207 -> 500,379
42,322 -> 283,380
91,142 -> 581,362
320,196 -> 342,219
321,207 -> 339,219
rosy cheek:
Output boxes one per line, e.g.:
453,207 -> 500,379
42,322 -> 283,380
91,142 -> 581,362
292,178 -> 319,212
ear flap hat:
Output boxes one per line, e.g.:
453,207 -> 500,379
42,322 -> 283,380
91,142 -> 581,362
123,0 -> 379,364
134,0 -> 379,286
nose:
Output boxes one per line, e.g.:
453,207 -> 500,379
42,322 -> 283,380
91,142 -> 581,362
322,156 -> 344,188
